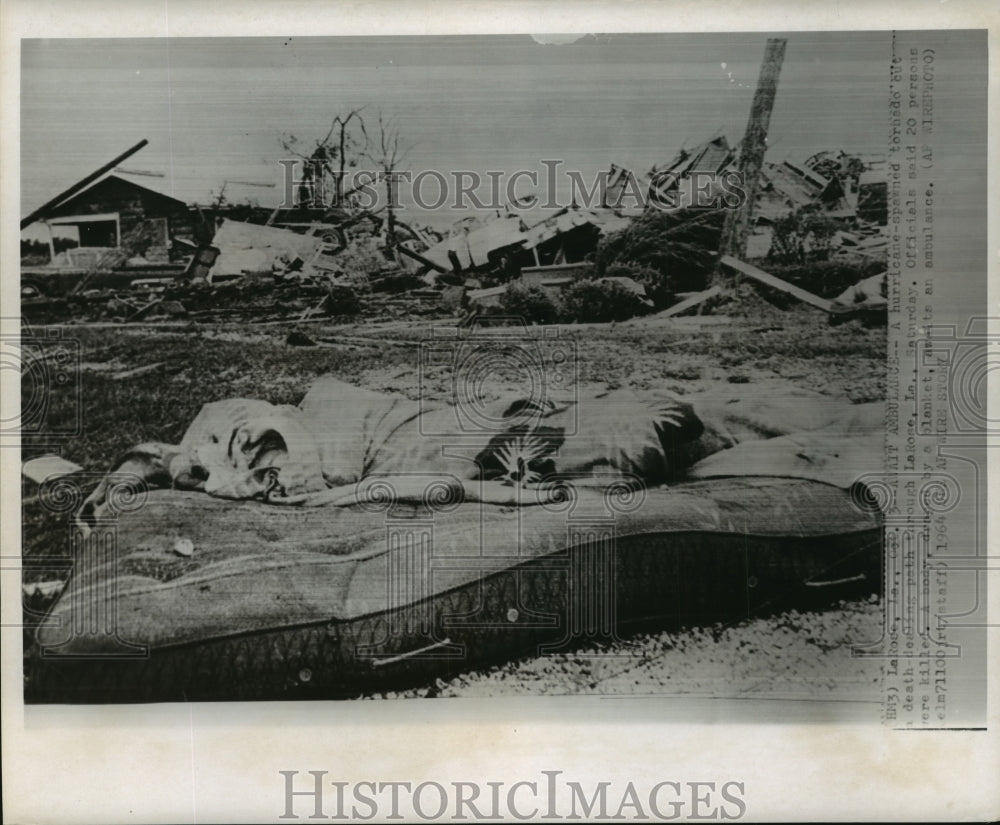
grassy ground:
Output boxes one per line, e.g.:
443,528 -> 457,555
21,305 -> 887,704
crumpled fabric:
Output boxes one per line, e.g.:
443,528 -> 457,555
683,384 -> 884,488
83,377 -> 884,512
84,378 -> 704,510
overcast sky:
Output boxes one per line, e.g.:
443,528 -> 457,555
22,32 -> 898,228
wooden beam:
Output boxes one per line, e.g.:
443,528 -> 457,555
715,39 -> 787,281
659,286 -> 723,318
396,243 -> 449,273
21,139 -> 149,229
720,255 -> 832,311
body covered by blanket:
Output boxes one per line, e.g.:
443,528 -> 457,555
79,376 -> 883,523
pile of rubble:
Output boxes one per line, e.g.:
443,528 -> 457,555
21,134 -> 889,327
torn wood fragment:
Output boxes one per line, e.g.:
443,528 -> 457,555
111,362 -> 169,381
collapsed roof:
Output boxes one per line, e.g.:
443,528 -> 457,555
419,206 -> 630,272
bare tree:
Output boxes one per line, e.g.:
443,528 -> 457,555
281,108 -> 368,209
363,110 -> 412,250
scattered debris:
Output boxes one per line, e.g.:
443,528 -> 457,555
173,537 -> 195,557
646,136 -> 737,206
209,219 -> 325,278
21,133 -> 888,329
466,285 -> 508,312
829,271 -> 888,324
297,293 -> 329,323
757,160 -> 853,223
830,271 -> 887,309
286,330 -> 318,347
111,362 -> 168,381
421,213 -> 525,272
396,243 -> 448,273
22,455 -> 83,484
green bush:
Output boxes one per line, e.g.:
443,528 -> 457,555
498,280 -> 561,325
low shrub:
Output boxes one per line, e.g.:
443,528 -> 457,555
603,260 -> 668,307
498,280 -> 561,325
594,207 -> 727,303
763,255 -> 885,300
561,278 -> 647,323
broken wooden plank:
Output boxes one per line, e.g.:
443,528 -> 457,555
111,362 -> 168,381
125,297 -> 170,322
315,335 -> 421,349
720,256 -> 832,311
298,293 -> 329,322
21,140 -> 149,229
466,285 -> 507,301
397,243 -> 449,273
659,286 -> 722,318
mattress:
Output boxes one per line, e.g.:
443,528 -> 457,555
26,477 -> 882,703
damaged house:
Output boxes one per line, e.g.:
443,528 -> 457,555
854,170 -> 888,225
755,160 -> 854,224
23,173 -> 192,267
645,136 -> 738,206
520,206 -> 629,267
419,206 -> 629,276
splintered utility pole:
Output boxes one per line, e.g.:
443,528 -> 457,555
714,37 -> 787,282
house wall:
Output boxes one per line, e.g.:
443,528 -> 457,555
45,177 -> 191,261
